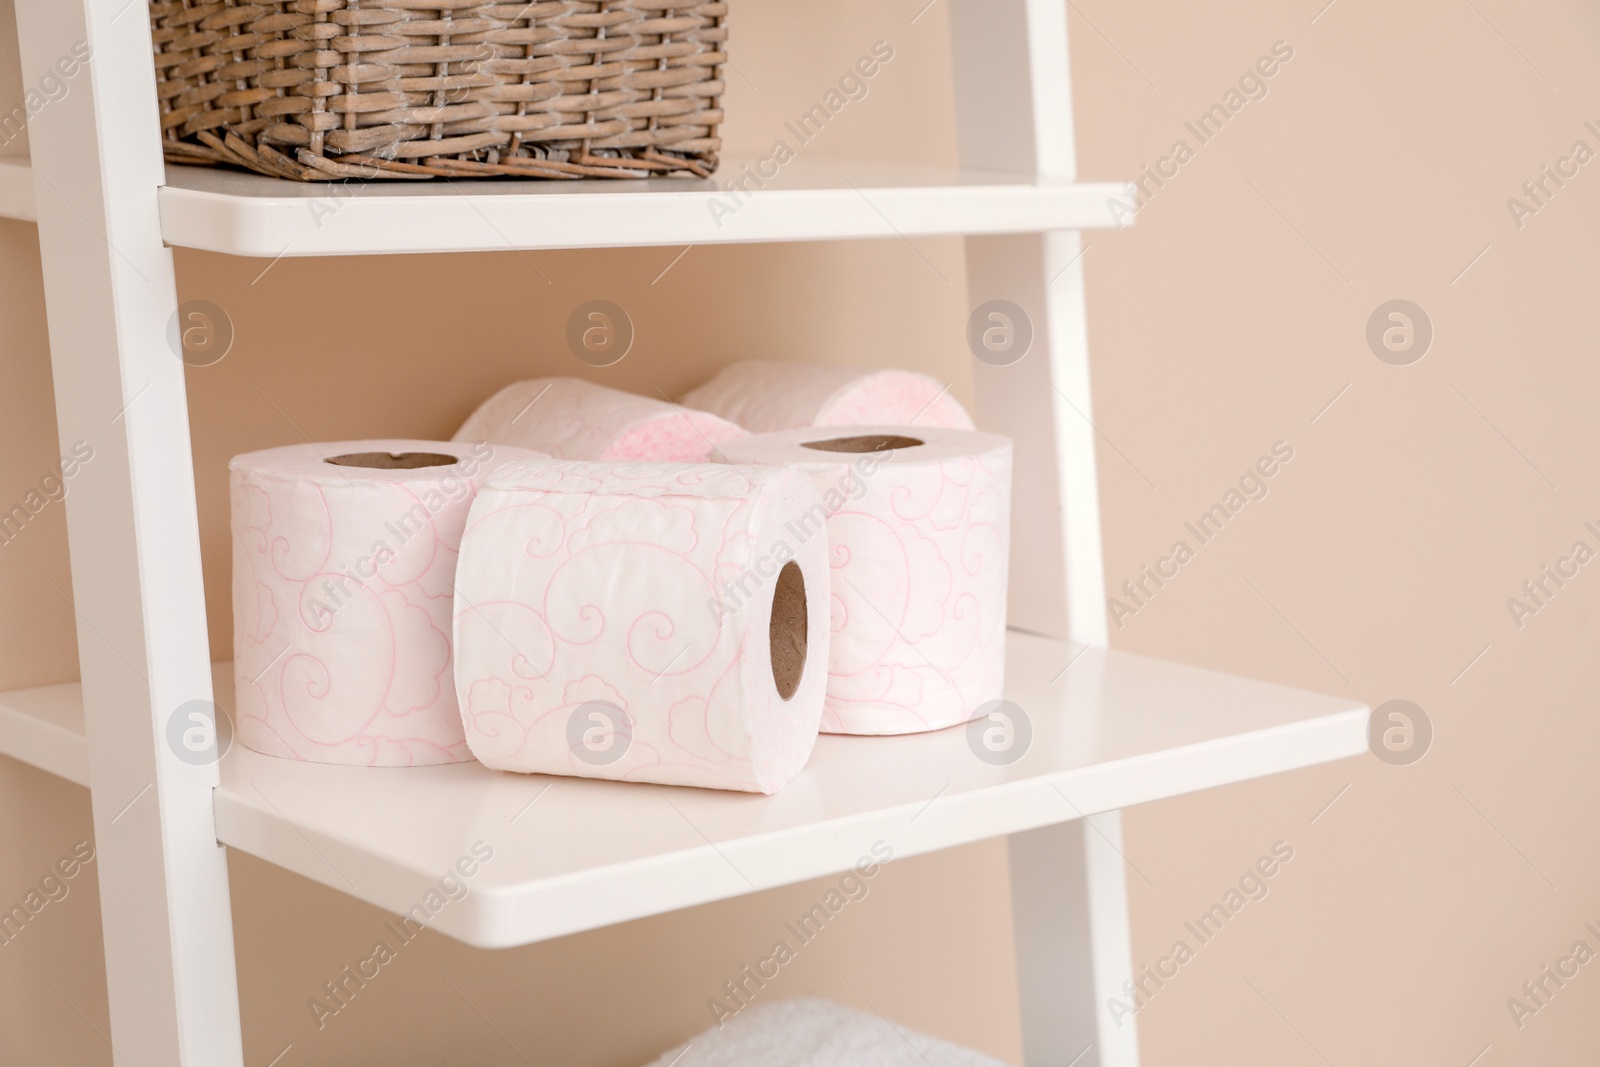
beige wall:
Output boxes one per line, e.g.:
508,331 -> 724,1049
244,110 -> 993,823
4,0 -> 1598,1063
1082,2 -> 1600,1063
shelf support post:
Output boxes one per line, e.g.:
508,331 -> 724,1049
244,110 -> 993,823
949,1 -> 1135,1063
1008,816 -> 1140,1067
950,0 -> 1106,646
13,0 -> 245,1063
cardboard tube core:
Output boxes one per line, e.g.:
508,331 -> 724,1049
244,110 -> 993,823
801,434 -> 924,453
769,560 -> 807,701
325,451 -> 459,470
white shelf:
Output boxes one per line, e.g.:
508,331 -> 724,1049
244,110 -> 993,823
0,673 -> 87,785
0,630 -> 1366,949
0,155 -> 1132,254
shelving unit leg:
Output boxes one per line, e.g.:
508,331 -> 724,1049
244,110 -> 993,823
1009,816 -> 1138,1067
951,1 -> 1135,1060
967,230 -> 1107,643
14,0 -> 245,1063
972,228 -> 1137,1066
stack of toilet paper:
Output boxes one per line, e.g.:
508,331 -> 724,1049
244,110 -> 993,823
229,367 -> 1010,792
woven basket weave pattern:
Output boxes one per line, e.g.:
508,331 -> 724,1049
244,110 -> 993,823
151,0 -> 726,181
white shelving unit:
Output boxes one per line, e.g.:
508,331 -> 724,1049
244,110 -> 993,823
0,2 -> 1368,1065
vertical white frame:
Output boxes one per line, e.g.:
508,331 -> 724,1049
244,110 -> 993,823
1009,817 -> 1139,1067
950,0 -> 1104,645
14,0 -> 244,1063
949,1 -> 1136,1064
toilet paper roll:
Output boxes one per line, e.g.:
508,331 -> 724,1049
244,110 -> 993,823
717,427 -> 1011,735
453,377 -> 747,461
682,361 -> 975,433
231,439 -> 544,766
453,459 -> 830,793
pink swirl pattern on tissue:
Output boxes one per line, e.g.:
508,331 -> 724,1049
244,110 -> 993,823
453,460 -> 828,793
230,440 -> 540,766
718,428 -> 1011,735
681,361 -> 975,433
453,377 -> 747,461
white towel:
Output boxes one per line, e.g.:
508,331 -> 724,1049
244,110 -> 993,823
640,998 -> 1013,1067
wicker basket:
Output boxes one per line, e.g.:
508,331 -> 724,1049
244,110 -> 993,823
150,1 -> 726,181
